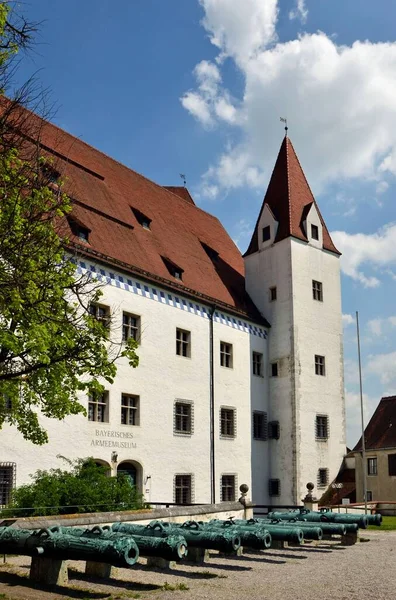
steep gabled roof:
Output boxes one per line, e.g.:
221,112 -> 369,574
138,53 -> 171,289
244,136 -> 340,256
354,396 -> 396,451
8,102 -> 267,325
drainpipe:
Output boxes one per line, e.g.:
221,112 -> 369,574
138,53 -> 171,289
209,305 -> 216,504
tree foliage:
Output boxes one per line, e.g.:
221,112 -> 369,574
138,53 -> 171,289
0,2 -> 139,443
3,457 -> 144,517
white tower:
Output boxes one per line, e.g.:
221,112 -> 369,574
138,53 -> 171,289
244,135 -> 346,504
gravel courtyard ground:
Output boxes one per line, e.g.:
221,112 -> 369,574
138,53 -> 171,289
0,530 -> 394,600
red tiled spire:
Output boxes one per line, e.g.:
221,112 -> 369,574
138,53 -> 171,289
244,136 -> 340,256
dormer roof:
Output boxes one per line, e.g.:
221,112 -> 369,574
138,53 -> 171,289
244,136 -> 340,256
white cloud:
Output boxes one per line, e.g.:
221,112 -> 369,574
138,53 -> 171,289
367,318 -> 383,337
289,0 -> 308,24
331,223 -> 396,287
199,0 -> 278,66
232,218 -> 254,249
366,351 -> 396,385
376,181 -> 389,195
342,313 -> 355,326
183,3 -> 396,199
181,92 -> 213,127
345,390 -> 378,447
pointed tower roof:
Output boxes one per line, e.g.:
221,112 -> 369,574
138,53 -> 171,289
244,136 -> 340,256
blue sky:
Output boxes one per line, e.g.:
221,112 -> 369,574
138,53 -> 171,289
12,0 -> 396,446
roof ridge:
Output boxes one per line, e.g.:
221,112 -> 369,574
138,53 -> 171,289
285,137 -> 292,239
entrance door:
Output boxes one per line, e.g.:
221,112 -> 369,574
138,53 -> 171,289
117,462 -> 137,487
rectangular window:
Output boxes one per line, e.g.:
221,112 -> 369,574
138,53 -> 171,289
312,280 -> 323,301
271,362 -> 278,377
220,342 -> 233,368
122,313 -> 140,342
311,224 -> 319,240
317,468 -> 329,487
268,421 -> 280,439
367,457 -> 377,476
88,391 -> 109,423
220,407 -> 236,438
252,352 -> 263,377
269,286 -> 277,301
121,394 -> 139,426
262,225 -> 271,242
0,463 -> 16,506
89,303 -> 110,328
366,491 -> 373,502
269,479 -> 280,496
174,474 -> 192,504
221,475 -> 236,502
253,411 -> 267,440
174,401 -> 192,434
388,454 -> 396,476
315,355 -> 326,376
316,415 -> 329,440
176,328 -> 191,357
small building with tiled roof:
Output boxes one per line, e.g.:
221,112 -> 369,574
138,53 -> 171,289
0,108 -> 346,507
353,396 -> 396,502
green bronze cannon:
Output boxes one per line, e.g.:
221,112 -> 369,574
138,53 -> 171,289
242,518 -> 323,541
112,520 -> 241,553
197,519 -> 272,550
268,509 -> 369,529
257,518 -> 347,536
319,508 -> 382,527
0,526 -> 137,567
207,518 -> 304,545
51,525 -> 187,561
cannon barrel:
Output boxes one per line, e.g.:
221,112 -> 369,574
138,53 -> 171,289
206,519 -> 303,545
196,521 -> 271,550
112,521 -> 240,553
254,517 -> 341,536
0,526 -> 137,567
268,510 -> 369,529
366,513 -> 382,526
51,525 -> 186,562
221,518 -> 311,543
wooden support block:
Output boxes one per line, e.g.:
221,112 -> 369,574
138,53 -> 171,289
271,540 -> 286,549
85,561 -> 113,578
30,556 -> 68,586
146,556 -> 176,569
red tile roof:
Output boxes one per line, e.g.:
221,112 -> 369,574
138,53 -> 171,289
244,136 -> 340,256
163,186 -> 196,205
354,396 -> 396,451
10,103 -> 267,325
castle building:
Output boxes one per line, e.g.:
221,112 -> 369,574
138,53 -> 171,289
0,114 -> 346,507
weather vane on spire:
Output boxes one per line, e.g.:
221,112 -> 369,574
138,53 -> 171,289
180,173 -> 187,187
280,117 -> 288,136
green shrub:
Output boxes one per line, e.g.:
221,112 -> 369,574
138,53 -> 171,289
2,457 -> 144,517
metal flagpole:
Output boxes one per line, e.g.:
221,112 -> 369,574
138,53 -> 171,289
356,311 -> 368,514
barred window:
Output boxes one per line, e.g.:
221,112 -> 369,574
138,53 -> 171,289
253,352 -> 263,377
366,490 -> 373,502
89,303 -> 110,328
253,411 -> 267,440
312,280 -> 323,301
220,342 -> 233,368
221,475 -> 236,502
121,394 -> 139,426
122,313 -> 140,342
315,355 -> 326,376
0,463 -> 16,506
316,415 -> 329,440
174,474 -> 192,504
174,402 -> 192,434
220,407 -> 236,438
268,421 -> 280,440
317,468 -> 329,487
88,391 -> 109,423
269,479 -> 280,496
176,328 -> 191,357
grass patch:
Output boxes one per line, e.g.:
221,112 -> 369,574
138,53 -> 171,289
369,516 -> 396,531
162,582 -> 189,591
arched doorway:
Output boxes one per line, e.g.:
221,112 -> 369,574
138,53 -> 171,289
93,459 -> 111,476
117,460 -> 142,492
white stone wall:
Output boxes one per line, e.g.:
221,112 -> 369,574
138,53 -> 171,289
0,259 -> 268,506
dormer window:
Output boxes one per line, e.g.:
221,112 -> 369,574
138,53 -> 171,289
131,207 -> 151,230
41,163 -> 60,184
68,217 -> 90,243
161,256 -> 184,281
262,225 -> 271,242
311,224 -> 319,240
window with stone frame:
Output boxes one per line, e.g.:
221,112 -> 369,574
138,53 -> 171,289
0,463 -> 16,506
252,351 -> 263,377
220,342 -> 233,368
312,280 -> 323,301
317,468 -> 329,487
174,401 -> 193,435
221,474 -> 236,502
315,355 -> 326,376
253,411 -> 268,440
89,303 -> 110,329
316,415 -> 329,440
174,474 -> 193,504
88,391 -> 109,423
367,457 -> 378,476
121,394 -> 139,426
220,407 -> 236,438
